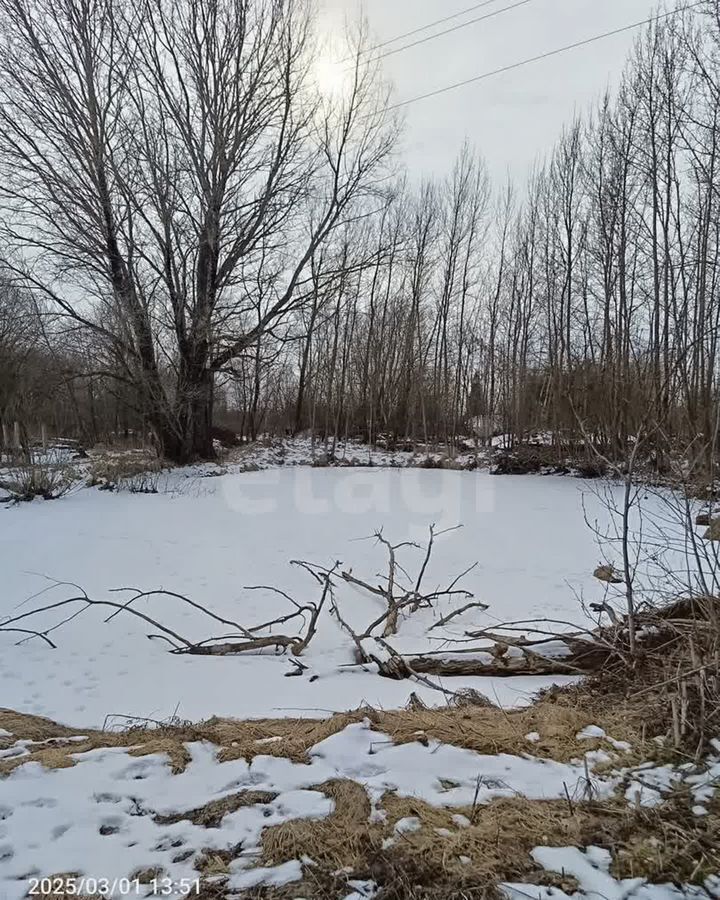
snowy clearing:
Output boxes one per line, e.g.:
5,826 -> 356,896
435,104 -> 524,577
0,468 -> 658,726
1,465 -> 715,900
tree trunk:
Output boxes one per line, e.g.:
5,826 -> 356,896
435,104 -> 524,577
154,367 -> 215,464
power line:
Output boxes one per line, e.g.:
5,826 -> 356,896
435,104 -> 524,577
370,0 -> 535,64
386,2 -> 705,112
356,0 -> 523,58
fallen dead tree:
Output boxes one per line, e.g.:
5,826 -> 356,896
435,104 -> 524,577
328,614 -> 615,681
286,541 -> 626,682
0,526 -> 491,702
0,526 -> 479,664
0,566 -> 340,657
307,542 -> 720,684
3,530 -> 716,708
357,597 -> 720,682
362,648 -> 599,679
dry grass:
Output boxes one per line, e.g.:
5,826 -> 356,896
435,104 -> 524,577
263,779 -> 375,870
0,685 -> 650,779
262,789 -> 608,882
155,791 -> 277,828
0,460 -> 76,502
258,788 -> 720,898
612,795 -> 720,883
2,672 -> 716,899
86,450 -> 164,489
0,708 -> 81,740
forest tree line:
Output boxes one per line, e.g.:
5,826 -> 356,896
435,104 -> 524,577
0,1 -> 719,468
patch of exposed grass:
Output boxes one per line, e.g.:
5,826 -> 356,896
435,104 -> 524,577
0,461 -> 76,502
256,790 -> 720,898
611,794 -> 720,884
0,684 -> 652,778
262,792 -> 616,888
155,791 -> 277,828
263,779 -> 375,870
86,450 -> 164,491
2,674 -> 716,900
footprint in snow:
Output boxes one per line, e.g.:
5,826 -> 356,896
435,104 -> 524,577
93,792 -> 122,804
21,798 -> 58,809
99,817 -> 123,835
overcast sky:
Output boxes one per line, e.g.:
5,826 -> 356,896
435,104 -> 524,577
319,0 -> 660,183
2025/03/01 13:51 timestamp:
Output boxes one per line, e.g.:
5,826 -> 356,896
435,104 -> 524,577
28,876 -> 201,896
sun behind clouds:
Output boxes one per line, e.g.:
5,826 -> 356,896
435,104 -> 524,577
312,51 -> 351,99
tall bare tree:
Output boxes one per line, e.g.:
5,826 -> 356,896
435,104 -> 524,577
0,0 -> 397,461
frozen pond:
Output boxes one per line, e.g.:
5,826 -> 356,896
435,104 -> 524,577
0,468 -> 682,726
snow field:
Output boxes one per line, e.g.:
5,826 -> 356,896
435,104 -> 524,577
0,469 -> 658,726
1,466 -> 715,900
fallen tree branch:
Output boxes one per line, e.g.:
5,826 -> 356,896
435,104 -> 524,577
318,524 -> 478,639
1,593 -> 194,650
1,566 -> 341,658
5,528 -> 679,686
105,588 -> 254,639
391,650 -> 600,678
0,626 -> 58,649
429,601 -> 489,631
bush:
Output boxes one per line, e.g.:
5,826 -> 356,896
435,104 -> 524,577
210,425 -> 241,447
419,455 -> 444,469
87,452 -> 163,491
573,458 -> 608,479
121,472 -> 161,494
492,451 -> 542,475
0,461 -> 75,501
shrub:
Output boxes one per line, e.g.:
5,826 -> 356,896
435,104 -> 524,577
210,424 -> 241,447
87,452 -> 163,491
419,455 -> 444,469
121,472 -> 161,494
0,461 -> 76,502
492,451 -> 542,475
573,458 -> 608,479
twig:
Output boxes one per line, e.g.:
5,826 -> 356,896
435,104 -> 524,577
429,600 -> 489,630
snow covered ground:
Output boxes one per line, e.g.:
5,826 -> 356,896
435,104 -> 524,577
0,719 -> 614,898
1,464 -> 717,898
1,716 -> 718,899
504,846 -> 720,900
0,467 -> 644,726
0,466 -> 697,727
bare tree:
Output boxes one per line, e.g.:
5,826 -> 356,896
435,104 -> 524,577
0,0 -> 397,462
